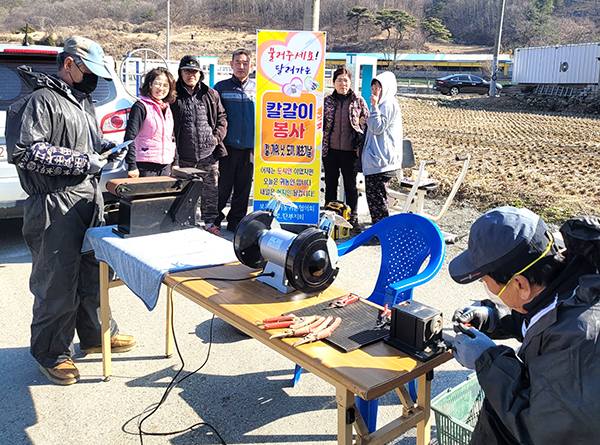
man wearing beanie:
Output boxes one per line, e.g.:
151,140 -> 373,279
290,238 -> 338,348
171,55 -> 227,236
446,206 -> 600,444
5,36 -> 135,385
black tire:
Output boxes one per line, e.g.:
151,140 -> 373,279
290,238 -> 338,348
449,86 -> 459,96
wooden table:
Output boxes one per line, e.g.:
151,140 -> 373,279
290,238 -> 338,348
99,261 -> 452,445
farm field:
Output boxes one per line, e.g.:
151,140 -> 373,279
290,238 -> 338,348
398,94 -> 600,222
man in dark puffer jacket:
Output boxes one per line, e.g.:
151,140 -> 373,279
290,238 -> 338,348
171,55 -> 228,236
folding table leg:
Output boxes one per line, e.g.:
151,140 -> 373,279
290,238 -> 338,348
335,386 -> 354,445
416,372 -> 432,445
165,285 -> 173,358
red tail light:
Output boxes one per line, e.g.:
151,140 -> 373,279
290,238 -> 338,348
100,108 -> 130,134
3,48 -> 59,54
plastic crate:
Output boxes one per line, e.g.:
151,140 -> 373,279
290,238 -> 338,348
431,373 -> 484,445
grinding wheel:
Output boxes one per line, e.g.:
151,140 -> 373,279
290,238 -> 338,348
285,228 -> 339,293
233,211 -> 275,269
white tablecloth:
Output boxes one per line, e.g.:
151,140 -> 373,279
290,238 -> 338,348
83,226 -> 238,310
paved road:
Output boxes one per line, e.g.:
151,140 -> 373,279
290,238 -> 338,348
0,200 -> 484,445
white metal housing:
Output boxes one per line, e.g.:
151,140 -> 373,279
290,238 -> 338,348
513,42 -> 600,84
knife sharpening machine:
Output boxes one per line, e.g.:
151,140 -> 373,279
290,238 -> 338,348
106,167 -> 204,238
384,300 -> 447,361
233,194 -> 340,294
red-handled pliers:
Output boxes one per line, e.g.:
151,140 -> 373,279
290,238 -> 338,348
259,314 -> 299,330
374,304 -> 392,329
269,315 -> 320,339
293,317 -> 342,347
324,293 -> 360,310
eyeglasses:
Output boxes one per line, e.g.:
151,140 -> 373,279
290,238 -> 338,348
495,232 -> 555,299
72,58 -> 91,75
151,81 -> 170,89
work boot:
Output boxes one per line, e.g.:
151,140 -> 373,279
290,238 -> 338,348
39,358 -> 80,385
80,334 -> 136,354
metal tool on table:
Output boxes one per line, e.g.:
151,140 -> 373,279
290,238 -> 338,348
268,315 -> 320,339
324,293 -> 360,310
106,167 -> 205,238
374,304 -> 392,329
233,193 -> 339,294
293,316 -> 342,347
259,314 -> 322,330
384,300 -> 447,362
320,207 -> 353,240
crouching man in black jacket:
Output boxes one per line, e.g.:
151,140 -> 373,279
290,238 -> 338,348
447,206 -> 600,445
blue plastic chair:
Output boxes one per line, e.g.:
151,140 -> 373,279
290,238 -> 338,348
337,212 -> 445,307
292,213 -> 446,433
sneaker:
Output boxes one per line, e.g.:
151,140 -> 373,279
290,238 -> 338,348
205,225 -> 223,237
39,358 -> 80,385
80,334 -> 136,354
226,223 -> 238,233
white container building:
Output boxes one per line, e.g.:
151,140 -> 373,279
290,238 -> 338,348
512,42 -> 600,85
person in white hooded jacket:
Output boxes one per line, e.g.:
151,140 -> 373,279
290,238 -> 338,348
362,71 -> 403,224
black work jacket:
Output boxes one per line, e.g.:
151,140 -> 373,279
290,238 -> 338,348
472,256 -> 600,445
171,79 -> 228,162
6,67 -> 102,195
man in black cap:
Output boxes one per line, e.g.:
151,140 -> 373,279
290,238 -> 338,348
171,55 -> 227,236
447,206 -> 600,444
6,36 -> 135,385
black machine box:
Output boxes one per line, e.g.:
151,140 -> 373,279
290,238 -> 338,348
384,299 -> 446,362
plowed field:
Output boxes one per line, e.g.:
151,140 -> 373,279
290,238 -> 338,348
399,95 -> 600,222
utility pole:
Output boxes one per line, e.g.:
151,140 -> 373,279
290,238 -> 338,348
303,0 -> 321,31
166,0 -> 170,60
489,0 -> 506,97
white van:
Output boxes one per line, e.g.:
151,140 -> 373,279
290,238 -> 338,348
0,43 -> 135,218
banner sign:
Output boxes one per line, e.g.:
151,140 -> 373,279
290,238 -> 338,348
254,30 -> 326,224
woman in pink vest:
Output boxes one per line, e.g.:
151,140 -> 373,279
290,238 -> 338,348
124,67 -> 177,177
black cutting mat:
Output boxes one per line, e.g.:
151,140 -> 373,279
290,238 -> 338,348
287,298 -> 389,353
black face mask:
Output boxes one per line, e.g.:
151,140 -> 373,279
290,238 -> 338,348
73,72 -> 98,95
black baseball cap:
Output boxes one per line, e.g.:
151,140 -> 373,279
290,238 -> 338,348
449,206 -> 555,284
179,55 -> 202,71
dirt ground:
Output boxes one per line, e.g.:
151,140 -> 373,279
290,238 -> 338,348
397,94 -> 600,223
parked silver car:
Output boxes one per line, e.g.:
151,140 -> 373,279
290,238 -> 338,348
0,43 -> 134,219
